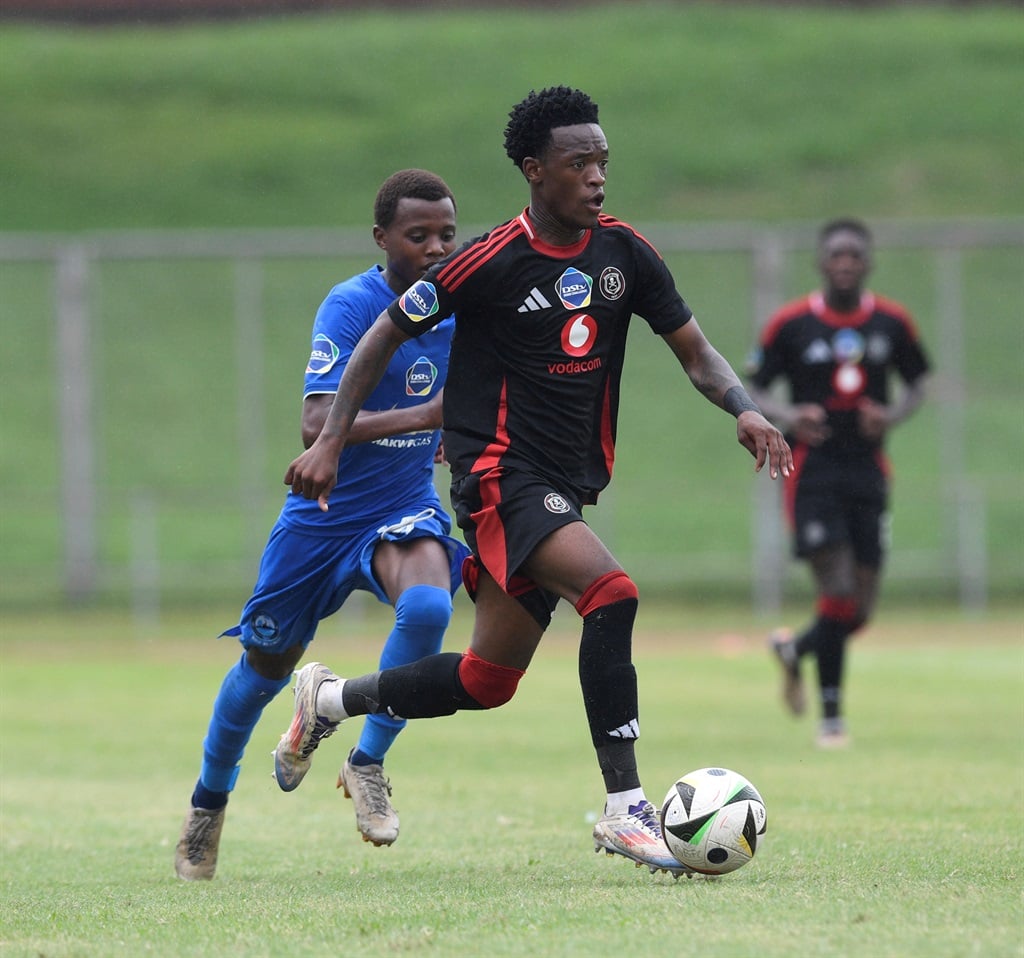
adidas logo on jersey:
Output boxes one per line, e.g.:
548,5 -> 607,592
518,287 -> 553,313
803,338 -> 832,363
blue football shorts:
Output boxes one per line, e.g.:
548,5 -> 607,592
223,506 -> 469,655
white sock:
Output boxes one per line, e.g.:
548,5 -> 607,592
314,678 -> 349,721
604,787 -> 646,816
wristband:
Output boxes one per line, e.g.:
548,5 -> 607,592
723,386 -> 761,418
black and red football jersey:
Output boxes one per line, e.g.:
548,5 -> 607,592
748,291 -> 930,458
387,209 -> 692,504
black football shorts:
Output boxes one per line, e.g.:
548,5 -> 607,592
450,466 -> 585,626
791,455 -> 889,567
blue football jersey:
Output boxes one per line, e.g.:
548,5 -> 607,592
281,265 -> 454,534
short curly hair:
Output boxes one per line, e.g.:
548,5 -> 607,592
503,87 -> 600,170
374,169 -> 456,229
819,217 -> 872,248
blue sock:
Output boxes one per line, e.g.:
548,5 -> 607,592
195,652 -> 292,801
355,584 -> 451,764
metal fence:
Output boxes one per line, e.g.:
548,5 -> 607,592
2,218 -> 1021,615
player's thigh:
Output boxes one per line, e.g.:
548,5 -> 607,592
848,496 -> 887,571
468,568 -> 545,671
372,537 -> 453,603
854,565 -> 881,620
792,478 -> 848,559
808,542 -> 857,596
521,521 -> 623,606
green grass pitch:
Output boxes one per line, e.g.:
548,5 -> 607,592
1,604 -> 1020,957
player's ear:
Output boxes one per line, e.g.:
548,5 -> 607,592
372,225 -> 387,250
521,157 -> 542,183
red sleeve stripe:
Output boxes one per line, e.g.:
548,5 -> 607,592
596,214 -> 661,256
438,219 -> 524,292
873,293 -> 922,340
760,296 -> 811,346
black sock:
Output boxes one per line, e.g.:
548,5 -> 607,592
192,782 -> 228,811
595,740 -> 640,794
794,621 -> 821,658
343,652 -> 482,720
348,748 -> 378,768
814,618 -> 850,720
579,597 -> 642,793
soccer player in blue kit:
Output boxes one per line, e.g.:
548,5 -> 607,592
278,88 -> 793,878
175,169 -> 469,880
747,219 -> 930,748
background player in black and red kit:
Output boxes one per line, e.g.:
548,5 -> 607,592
278,86 -> 792,877
747,218 -> 930,748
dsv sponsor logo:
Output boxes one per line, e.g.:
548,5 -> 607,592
556,267 -> 593,310
399,281 -> 439,322
406,356 -> 438,396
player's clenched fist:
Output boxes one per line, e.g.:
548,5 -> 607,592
284,438 -> 342,511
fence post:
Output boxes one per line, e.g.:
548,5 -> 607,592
131,491 -> 161,629
750,232 -> 786,615
56,243 -> 97,602
956,480 -> 988,612
234,258 -> 267,565
934,247 -> 987,609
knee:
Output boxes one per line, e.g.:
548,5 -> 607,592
849,609 -> 870,634
575,570 -> 639,617
245,644 -> 303,681
395,584 -> 453,631
817,594 -> 859,624
457,649 -> 524,709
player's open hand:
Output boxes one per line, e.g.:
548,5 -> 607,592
284,439 -> 341,511
737,412 -> 793,480
790,403 -> 829,446
857,397 -> 890,442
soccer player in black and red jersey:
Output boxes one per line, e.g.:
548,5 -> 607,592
747,219 -> 930,748
276,86 -> 792,877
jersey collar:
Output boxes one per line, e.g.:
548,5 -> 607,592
517,208 -> 592,258
809,290 -> 876,327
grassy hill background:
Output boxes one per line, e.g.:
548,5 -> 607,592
0,2 -> 1021,610
1,2 -> 1022,230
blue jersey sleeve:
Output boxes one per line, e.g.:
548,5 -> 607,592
304,269 -> 387,398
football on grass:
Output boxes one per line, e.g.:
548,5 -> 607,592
660,767 -> 767,875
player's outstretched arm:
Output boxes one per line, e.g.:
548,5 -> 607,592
663,320 -> 792,480
301,389 -> 443,449
284,312 -> 411,509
